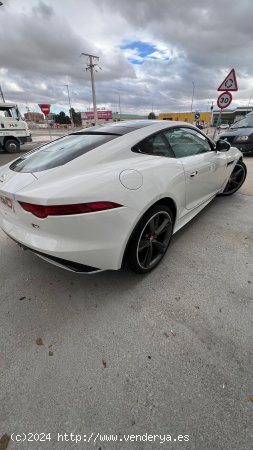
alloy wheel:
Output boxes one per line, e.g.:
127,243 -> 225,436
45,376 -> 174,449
136,211 -> 172,270
223,162 -> 246,195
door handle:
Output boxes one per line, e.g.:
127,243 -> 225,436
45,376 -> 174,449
190,171 -> 198,177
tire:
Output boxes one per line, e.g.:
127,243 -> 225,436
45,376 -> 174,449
220,161 -> 247,196
127,204 -> 174,274
4,139 -> 20,153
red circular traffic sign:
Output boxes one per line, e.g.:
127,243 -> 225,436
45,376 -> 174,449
217,91 -> 232,109
38,104 -> 51,115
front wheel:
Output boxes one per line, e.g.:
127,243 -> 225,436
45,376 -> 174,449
4,139 -> 20,153
220,161 -> 247,196
127,204 -> 174,274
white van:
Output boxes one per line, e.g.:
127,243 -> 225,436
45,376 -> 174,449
0,103 -> 32,153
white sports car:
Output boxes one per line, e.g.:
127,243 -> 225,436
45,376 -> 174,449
0,120 -> 247,274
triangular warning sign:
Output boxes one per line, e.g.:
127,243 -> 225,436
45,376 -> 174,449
217,69 -> 238,91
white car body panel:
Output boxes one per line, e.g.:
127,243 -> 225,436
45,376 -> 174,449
0,121 -> 243,272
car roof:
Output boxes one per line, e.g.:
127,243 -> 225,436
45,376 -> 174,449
73,120 -> 192,136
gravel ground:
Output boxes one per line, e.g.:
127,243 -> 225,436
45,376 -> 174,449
0,151 -> 252,450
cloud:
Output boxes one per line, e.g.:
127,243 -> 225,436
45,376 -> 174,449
32,0 -> 54,18
1,0 -> 253,114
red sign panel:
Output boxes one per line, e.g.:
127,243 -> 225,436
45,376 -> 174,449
217,91 -> 232,109
217,69 -> 238,92
82,110 -> 112,120
38,104 -> 51,115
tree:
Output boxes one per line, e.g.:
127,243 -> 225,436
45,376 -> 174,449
70,108 -> 82,126
148,112 -> 156,119
54,111 -> 71,124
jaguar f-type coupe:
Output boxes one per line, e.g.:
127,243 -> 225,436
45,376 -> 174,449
0,120 -> 247,273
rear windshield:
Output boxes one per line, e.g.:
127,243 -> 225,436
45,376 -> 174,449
10,133 -> 120,173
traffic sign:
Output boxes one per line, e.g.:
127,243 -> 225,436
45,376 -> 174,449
217,69 -> 238,91
38,104 -> 51,115
194,112 -> 200,120
217,91 -> 232,109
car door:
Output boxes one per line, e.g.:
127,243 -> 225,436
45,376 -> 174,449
163,127 -> 227,210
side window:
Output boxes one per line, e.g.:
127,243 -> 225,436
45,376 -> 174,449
163,128 -> 213,158
132,131 -> 174,158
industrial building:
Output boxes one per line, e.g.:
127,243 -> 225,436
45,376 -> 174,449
159,107 -> 253,126
159,111 -> 211,124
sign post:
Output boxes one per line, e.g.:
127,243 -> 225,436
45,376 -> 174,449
212,69 -> 238,140
38,104 -> 52,140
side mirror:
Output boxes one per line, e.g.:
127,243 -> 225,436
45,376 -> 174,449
216,139 -> 231,152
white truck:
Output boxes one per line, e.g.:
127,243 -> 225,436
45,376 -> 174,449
0,103 -> 32,153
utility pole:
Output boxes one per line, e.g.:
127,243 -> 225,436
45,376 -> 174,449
0,85 -> 5,103
81,52 -> 100,125
210,101 -> 214,127
118,93 -> 121,121
64,84 -> 74,128
190,81 -> 195,113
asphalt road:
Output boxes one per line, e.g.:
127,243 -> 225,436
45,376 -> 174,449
0,151 -> 252,450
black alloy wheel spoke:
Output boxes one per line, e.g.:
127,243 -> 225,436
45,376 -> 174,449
234,167 -> 243,179
143,244 -> 153,267
149,217 -> 155,234
155,217 -> 170,236
139,239 -> 150,251
152,239 -> 166,253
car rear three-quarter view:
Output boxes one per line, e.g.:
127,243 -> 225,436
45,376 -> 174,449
0,120 -> 247,274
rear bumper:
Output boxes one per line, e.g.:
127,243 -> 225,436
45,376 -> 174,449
0,202 -> 139,271
4,231 -> 100,273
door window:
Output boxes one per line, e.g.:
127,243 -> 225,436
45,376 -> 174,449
164,127 -> 213,158
132,131 -> 174,157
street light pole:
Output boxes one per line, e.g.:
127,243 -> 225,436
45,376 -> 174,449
190,81 -> 195,113
64,84 -> 74,128
81,52 -> 100,126
247,94 -> 252,110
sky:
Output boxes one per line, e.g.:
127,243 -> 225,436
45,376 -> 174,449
1,0 -> 253,116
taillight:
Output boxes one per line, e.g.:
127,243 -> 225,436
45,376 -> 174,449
18,201 -> 122,219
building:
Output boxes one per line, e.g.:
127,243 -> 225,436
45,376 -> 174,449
80,111 -> 147,127
159,106 -> 253,127
212,106 -> 253,125
112,113 -> 147,121
159,111 -> 211,124
24,112 -> 44,123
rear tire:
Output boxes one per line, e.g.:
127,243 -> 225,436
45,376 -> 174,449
127,204 -> 174,274
4,139 -> 20,153
220,161 -> 247,196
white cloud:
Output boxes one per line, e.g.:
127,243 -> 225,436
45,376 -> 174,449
0,0 -> 253,114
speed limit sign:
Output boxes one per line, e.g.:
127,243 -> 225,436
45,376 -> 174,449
217,91 -> 232,109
